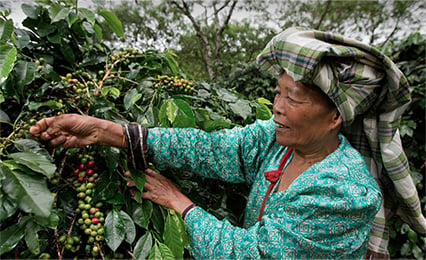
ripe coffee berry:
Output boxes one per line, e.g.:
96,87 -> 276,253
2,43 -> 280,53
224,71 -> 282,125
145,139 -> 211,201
77,176 -> 85,182
86,161 -> 96,169
91,218 -> 99,224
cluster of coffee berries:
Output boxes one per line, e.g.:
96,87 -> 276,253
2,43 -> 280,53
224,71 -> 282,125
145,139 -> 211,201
71,156 -> 106,257
35,57 -> 45,70
13,118 -> 37,139
154,75 -> 197,94
110,48 -> 139,64
58,234 -> 82,253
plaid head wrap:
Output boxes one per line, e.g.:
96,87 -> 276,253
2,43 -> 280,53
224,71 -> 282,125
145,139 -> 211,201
257,27 -> 426,255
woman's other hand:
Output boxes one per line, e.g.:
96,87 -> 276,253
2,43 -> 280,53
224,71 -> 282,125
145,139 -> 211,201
125,169 -> 193,214
29,114 -> 125,148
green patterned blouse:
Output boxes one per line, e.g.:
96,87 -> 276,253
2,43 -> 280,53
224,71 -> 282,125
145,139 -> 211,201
147,119 -> 382,259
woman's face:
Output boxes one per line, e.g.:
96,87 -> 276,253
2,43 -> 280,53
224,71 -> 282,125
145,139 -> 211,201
273,73 -> 339,150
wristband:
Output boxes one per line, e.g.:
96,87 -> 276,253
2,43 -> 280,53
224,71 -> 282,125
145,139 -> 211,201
123,124 -> 149,170
182,203 -> 198,220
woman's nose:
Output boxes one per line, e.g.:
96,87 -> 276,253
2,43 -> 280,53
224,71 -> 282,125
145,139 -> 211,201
273,97 -> 285,115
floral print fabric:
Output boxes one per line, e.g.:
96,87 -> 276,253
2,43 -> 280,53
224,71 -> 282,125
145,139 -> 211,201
147,119 -> 382,259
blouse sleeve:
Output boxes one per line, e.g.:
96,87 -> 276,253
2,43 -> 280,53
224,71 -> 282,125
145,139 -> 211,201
183,177 -> 382,259
146,119 -> 276,184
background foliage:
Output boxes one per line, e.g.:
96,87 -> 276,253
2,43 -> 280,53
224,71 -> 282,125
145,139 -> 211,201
0,0 -> 424,259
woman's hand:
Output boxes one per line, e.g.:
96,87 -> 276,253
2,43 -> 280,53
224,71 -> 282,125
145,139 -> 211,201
29,114 -> 125,149
125,169 -> 193,214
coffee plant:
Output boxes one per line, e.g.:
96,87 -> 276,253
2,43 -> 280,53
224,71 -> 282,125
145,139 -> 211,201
0,1 -> 270,259
0,1 -> 424,259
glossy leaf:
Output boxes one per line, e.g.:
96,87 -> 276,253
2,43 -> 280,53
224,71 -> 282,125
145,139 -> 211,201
1,164 -> 54,217
0,43 -> 17,85
124,88 -> 142,110
0,220 -> 26,254
158,243 -> 176,260
8,152 -> 56,178
0,193 -> 17,221
0,19 -> 14,42
99,10 -> 124,38
130,169 -> 146,192
131,199 -> 153,229
24,219 -> 43,255
78,8 -> 96,25
48,4 -> 71,23
13,139 -> 51,159
255,102 -> 272,120
172,99 -> 197,128
133,232 -> 153,260
21,3 -> 39,19
120,210 -> 136,244
28,100 -> 62,111
15,60 -> 37,95
229,99 -> 251,120
104,208 -> 126,251
163,211 -> 184,259
92,172 -> 120,202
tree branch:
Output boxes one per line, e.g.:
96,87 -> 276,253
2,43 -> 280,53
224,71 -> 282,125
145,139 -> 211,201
314,0 -> 331,29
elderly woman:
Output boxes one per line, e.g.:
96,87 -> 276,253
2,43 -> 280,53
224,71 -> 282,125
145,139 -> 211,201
30,27 -> 425,259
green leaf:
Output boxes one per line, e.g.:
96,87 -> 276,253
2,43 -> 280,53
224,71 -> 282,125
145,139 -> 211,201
34,211 -> 60,229
13,139 -> 51,159
130,169 -> 145,192
0,19 -> 14,42
124,88 -> 142,110
204,119 -> 232,132
8,152 -> 56,178
257,97 -> 272,105
131,199 -> 153,228
104,208 -> 126,251
28,100 -> 61,111
99,146 -> 120,174
15,60 -> 37,95
133,232 -> 153,260
0,220 -> 26,254
48,3 -> 71,23
78,8 -> 96,25
163,211 -> 184,259
0,193 -> 18,221
21,3 -> 39,19
148,243 -> 161,260
159,99 -> 197,128
0,43 -> 17,85
120,210 -> 136,244
158,242 -> 176,260
25,220 -> 43,255
172,99 -> 197,128
229,100 -> 252,120
82,21 -> 94,34
93,23 -> 103,40
0,109 -> 10,123
255,102 -> 272,120
66,12 -> 79,27
109,87 -> 120,99
0,165 -> 54,217
92,172 -> 120,202
99,10 -> 124,38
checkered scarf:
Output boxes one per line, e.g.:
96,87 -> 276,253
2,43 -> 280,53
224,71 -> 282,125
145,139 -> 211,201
257,27 -> 426,255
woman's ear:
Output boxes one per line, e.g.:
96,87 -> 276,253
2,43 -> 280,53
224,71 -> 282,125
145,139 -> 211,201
331,110 -> 342,130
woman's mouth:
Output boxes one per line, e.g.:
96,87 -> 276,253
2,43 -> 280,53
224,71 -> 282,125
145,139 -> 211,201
275,122 -> 289,129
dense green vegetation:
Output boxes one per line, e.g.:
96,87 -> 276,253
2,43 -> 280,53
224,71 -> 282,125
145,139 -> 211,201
0,1 -> 424,259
